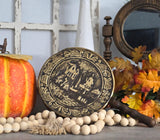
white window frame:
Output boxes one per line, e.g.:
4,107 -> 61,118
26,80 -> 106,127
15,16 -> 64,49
0,0 -> 99,54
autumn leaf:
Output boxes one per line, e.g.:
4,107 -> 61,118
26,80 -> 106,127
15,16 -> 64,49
131,45 -> 146,64
109,57 -> 132,71
121,93 -> 143,110
134,69 -> 160,93
138,100 -> 160,119
113,70 -> 135,93
121,95 -> 129,103
142,49 -> 160,71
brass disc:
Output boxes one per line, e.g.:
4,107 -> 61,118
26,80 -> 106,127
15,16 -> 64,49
38,47 -> 114,117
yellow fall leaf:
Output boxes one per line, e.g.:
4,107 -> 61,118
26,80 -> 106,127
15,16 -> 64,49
109,57 -> 132,71
131,45 -> 146,64
142,49 -> 160,71
122,93 -> 143,110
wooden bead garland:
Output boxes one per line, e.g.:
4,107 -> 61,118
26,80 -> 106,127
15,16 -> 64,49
0,109 -> 138,135
12,123 -> 20,132
71,124 -> 80,135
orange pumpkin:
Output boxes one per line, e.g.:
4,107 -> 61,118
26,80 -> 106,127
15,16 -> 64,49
0,56 -> 36,118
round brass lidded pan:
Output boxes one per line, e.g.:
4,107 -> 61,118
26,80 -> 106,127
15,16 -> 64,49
38,47 -> 114,117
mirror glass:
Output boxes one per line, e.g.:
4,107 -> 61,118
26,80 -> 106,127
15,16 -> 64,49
123,8 -> 160,51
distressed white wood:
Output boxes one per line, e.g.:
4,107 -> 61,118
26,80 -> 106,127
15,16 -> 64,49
15,0 -> 22,54
0,0 -> 100,54
52,0 -> 59,54
91,0 -> 100,54
0,22 -> 15,29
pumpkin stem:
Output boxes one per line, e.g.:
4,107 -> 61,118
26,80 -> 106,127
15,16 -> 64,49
0,38 -> 7,53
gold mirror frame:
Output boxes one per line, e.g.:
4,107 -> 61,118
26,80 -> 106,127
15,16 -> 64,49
113,0 -> 160,59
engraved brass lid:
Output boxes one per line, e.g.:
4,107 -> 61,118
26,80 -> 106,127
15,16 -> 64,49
38,47 -> 115,117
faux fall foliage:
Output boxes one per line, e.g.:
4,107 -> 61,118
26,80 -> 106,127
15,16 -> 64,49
109,46 -> 160,119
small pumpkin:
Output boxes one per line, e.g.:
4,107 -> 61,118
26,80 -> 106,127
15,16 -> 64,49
0,39 -> 36,118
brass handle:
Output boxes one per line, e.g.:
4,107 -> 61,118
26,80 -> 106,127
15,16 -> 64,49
109,97 -> 156,127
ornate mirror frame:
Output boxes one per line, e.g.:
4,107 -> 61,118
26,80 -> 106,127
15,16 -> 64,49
103,0 -> 160,61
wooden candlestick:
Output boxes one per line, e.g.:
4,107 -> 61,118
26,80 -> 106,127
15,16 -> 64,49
103,16 -> 112,61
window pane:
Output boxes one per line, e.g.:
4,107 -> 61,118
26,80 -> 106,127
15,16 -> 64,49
60,0 -> 80,24
22,0 -> 52,24
0,29 -> 14,53
59,31 -> 76,51
0,0 -> 14,22
21,30 -> 52,78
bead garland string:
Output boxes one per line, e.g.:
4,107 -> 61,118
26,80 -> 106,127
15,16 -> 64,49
0,109 -> 140,135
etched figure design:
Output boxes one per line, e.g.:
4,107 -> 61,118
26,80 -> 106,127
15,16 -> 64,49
79,75 -> 94,94
50,58 -> 102,106
65,63 -> 79,80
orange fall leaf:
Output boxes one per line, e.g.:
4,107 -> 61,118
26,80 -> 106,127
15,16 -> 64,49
134,69 -> 160,93
138,100 -> 160,119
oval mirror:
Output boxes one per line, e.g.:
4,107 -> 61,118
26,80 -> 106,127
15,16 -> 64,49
113,0 -> 160,59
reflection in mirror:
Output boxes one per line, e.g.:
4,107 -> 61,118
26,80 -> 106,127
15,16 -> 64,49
123,8 -> 160,51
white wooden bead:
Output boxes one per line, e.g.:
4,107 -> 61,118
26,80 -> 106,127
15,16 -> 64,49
37,119 -> 45,125
57,117 -> 63,124
63,117 -> 70,122
128,118 -> 136,127
49,111 -> 56,119
113,114 -> 121,123
106,119 -> 115,126
69,120 -> 76,125
71,124 -> 80,135
95,120 -> 105,126
65,124 -> 74,133
32,120 -> 39,126
14,117 -> 22,123
63,121 -> 70,127
71,117 -> 77,121
83,116 -> 91,124
98,112 -> 105,120
20,121 -> 28,131
90,125 -> 97,134
22,117 -> 29,122
76,118 -> 83,126
29,115 -> 35,121
90,113 -> 98,122
104,115 -> 112,123
27,121 -> 33,129
7,117 -> 14,124
120,118 -> 129,126
81,125 -> 90,135
95,120 -> 105,132
156,118 -> 160,123
35,112 -> 42,120
0,124 -> 3,134
42,110 -> 49,119
12,123 -> 20,132
99,109 -> 106,116
106,110 -> 115,118
3,123 -> 12,133
0,117 -> 6,125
